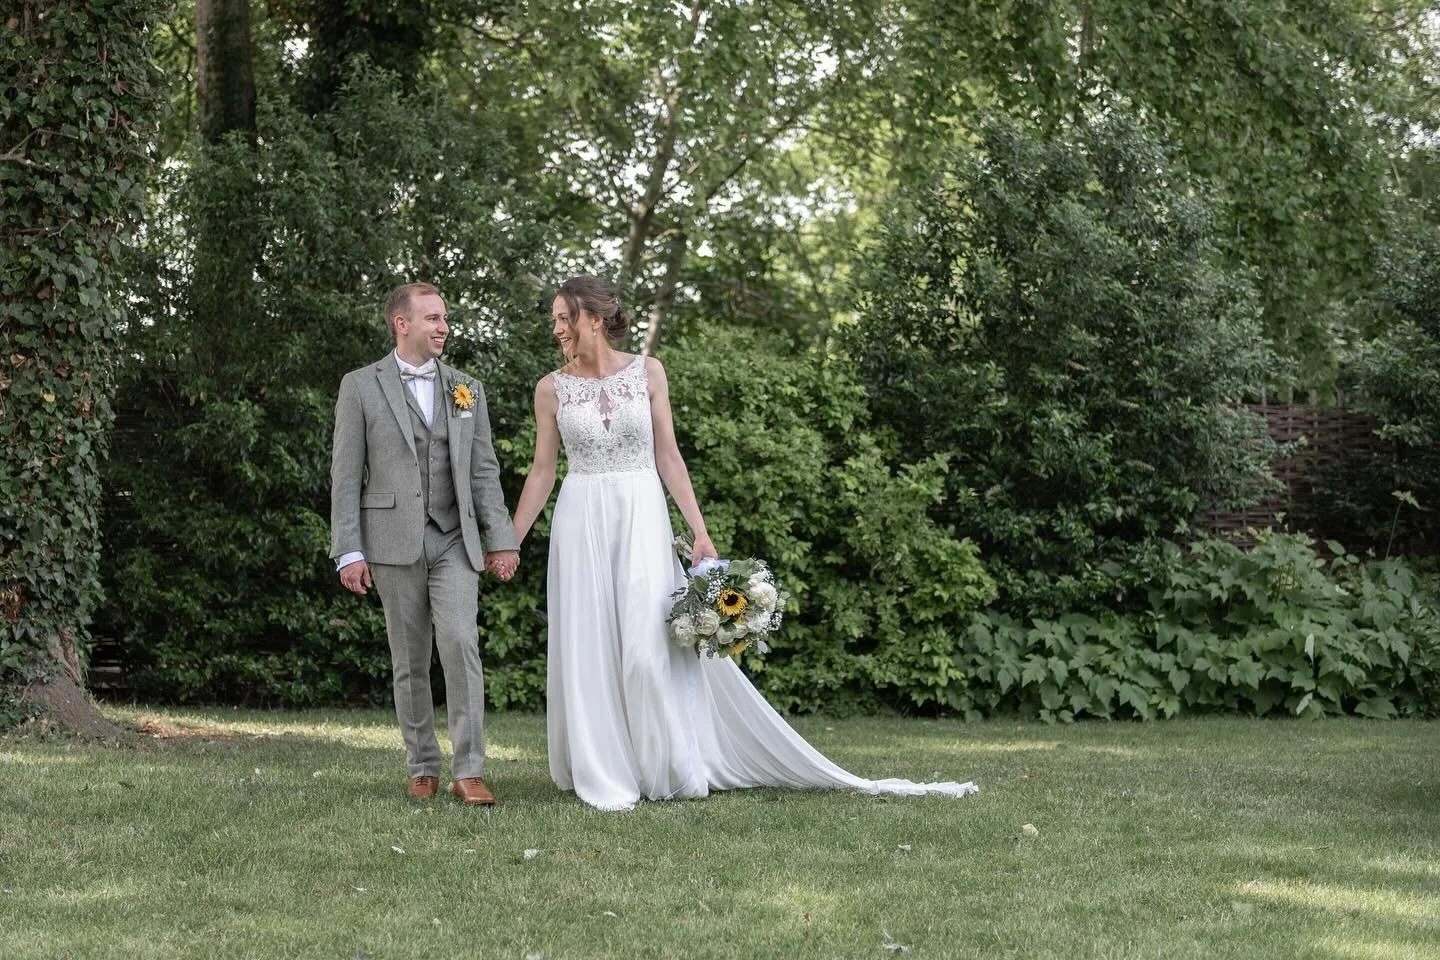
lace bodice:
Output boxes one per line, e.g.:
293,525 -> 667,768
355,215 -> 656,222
554,355 -> 655,475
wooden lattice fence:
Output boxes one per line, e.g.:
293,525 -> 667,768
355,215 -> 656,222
1201,404 -> 1383,544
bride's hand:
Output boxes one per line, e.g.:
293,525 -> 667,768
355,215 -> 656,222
689,533 -> 719,564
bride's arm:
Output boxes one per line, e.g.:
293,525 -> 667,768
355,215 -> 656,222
511,375 -> 562,546
648,356 -> 717,561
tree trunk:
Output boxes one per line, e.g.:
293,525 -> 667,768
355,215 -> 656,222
22,631 -> 121,740
1,0 -> 158,737
196,0 -> 256,143
617,0 -> 702,297
641,230 -> 689,355
192,0 -> 258,383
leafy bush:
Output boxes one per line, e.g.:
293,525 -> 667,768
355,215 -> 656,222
954,533 -> 1440,721
660,326 -> 996,713
846,110 -> 1279,618
484,324 -> 998,714
100,63 -> 550,704
1325,205 -> 1440,553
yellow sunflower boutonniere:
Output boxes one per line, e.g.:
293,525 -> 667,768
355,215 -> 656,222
447,375 -> 477,415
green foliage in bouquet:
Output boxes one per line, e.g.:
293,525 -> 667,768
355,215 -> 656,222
956,532 -> 1440,721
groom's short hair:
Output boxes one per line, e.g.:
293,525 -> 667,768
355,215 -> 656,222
384,282 -> 441,336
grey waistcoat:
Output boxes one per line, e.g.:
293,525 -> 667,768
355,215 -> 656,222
404,381 -> 460,532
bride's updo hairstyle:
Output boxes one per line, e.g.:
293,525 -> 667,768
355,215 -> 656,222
557,276 -> 630,345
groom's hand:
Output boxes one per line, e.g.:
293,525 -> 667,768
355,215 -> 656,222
484,550 -> 519,582
339,560 -> 373,595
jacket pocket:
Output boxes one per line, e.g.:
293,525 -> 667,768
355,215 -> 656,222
360,492 -> 396,509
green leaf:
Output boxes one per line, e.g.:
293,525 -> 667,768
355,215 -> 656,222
1354,697 -> 1397,719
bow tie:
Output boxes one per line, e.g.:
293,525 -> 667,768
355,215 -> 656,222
400,361 -> 437,382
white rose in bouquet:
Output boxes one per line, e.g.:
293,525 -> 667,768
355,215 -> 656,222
669,615 -> 697,646
695,609 -> 722,636
745,609 -> 775,634
748,582 -> 777,610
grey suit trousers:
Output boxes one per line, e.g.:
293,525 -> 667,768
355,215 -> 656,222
370,523 -> 486,780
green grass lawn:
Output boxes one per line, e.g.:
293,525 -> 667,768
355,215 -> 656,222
1,708 -> 1436,960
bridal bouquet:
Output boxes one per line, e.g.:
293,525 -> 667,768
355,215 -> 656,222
667,538 -> 789,659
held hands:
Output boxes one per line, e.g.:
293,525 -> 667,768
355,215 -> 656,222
339,560 -> 373,595
484,550 -> 520,582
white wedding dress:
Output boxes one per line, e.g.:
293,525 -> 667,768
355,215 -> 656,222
545,355 -> 978,811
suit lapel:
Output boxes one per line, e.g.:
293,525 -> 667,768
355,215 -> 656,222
375,356 -> 417,460
440,362 -> 473,481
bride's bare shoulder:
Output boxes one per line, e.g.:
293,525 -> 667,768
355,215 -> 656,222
534,372 -> 560,404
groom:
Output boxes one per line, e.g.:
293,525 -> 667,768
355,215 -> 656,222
330,282 -> 519,805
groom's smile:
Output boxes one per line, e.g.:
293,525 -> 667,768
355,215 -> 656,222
394,291 -> 450,365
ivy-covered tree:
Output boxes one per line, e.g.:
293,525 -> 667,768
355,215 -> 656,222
0,1 -> 160,732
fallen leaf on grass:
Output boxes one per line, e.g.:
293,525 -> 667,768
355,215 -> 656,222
896,844 -> 912,852
523,849 -> 540,860
391,846 -> 405,854
1021,823 -> 1039,838
602,911 -> 618,918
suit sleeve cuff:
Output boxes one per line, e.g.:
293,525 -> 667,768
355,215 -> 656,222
335,551 -> 365,570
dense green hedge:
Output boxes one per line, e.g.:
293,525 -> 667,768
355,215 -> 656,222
846,111 -> 1279,619
98,64 -> 548,705
1315,201 -> 1440,554
95,95 -> 1439,719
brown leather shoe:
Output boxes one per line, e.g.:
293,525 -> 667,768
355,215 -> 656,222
451,777 -> 496,806
407,776 -> 439,799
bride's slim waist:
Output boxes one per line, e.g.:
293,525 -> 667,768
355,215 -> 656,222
562,466 -> 658,480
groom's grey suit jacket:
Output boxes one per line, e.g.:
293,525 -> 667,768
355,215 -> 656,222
329,355 -> 517,569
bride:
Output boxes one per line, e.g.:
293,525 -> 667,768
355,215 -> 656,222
510,276 -> 977,811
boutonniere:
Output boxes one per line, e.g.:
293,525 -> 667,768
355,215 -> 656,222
447,374 -> 477,415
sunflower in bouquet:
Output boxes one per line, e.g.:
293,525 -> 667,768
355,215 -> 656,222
666,536 -> 789,659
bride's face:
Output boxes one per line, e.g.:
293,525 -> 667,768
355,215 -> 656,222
552,296 -> 600,361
